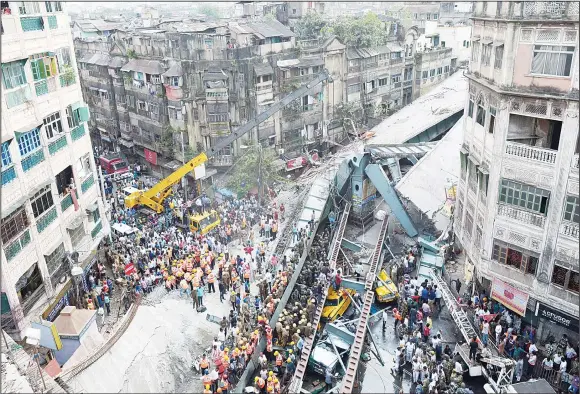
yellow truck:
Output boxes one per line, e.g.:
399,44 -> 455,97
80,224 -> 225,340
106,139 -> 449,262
321,287 -> 356,322
374,269 -> 399,303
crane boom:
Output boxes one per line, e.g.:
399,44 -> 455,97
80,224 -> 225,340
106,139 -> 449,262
125,70 -> 331,213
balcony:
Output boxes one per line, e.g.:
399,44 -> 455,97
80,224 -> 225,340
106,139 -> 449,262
209,156 -> 234,167
4,230 -> 31,261
91,221 -> 103,239
81,174 -> 95,193
34,77 -> 57,97
560,221 -> 579,239
497,203 -> 546,228
71,124 -> 86,141
61,193 -> 73,212
21,285 -> 46,315
48,135 -> 67,155
206,88 -> 228,102
5,85 -> 32,109
59,74 -> 76,88
21,150 -> 45,172
1,166 -> 17,185
505,141 -> 557,165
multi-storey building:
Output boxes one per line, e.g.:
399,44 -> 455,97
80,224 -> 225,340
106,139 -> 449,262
1,1 -> 108,340
455,1 -> 579,341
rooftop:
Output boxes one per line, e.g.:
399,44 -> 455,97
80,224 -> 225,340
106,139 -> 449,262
54,306 -> 96,337
75,19 -> 123,33
367,71 -> 467,145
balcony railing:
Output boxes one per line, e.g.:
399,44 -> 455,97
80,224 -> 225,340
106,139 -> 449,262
71,124 -> 86,141
210,156 -> 234,167
20,16 -> 44,32
21,150 -> 45,172
523,1 -> 578,18
1,166 -> 17,185
34,77 -> 57,97
4,230 -> 31,261
5,85 -> 32,108
497,204 -> 546,228
36,206 -> 58,233
560,221 -> 579,239
47,15 -> 57,29
48,135 -> 67,155
505,141 -> 557,164
91,220 -> 103,239
61,193 -> 73,212
81,174 -> 95,193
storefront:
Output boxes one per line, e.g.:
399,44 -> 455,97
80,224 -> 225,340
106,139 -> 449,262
81,252 -> 98,292
522,299 -> 580,345
42,281 -> 73,322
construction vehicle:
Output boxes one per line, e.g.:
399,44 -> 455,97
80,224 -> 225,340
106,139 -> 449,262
124,70 -> 332,214
189,210 -> 221,235
373,269 -> 398,303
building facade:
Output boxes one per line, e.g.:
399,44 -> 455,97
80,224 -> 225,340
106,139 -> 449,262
1,1 -> 108,340
455,1 -> 579,341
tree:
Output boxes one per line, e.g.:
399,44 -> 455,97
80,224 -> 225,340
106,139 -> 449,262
198,4 -> 221,19
227,146 -> 286,197
294,12 -> 328,40
334,102 -> 363,132
323,12 -> 387,48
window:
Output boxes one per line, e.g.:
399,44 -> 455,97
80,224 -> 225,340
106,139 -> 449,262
168,106 -> 183,120
531,45 -> 574,77
18,1 -> 40,14
347,84 -> 360,94
429,69 -> 435,77
55,47 -> 71,73
169,76 -> 180,87
460,151 -> 468,179
427,13 -> 431,20
391,74 -> 401,83
492,241 -> 539,275
482,44 -> 492,66
43,112 -> 63,139
127,95 -> 135,108
138,101 -> 147,111
564,195 -> 579,223
150,103 -> 159,115
441,41 -> 446,48
30,185 -> 54,218
378,77 -> 388,87
488,106 -> 496,134
551,265 -> 580,294
30,55 -> 56,81
468,99 -> 474,118
414,13 -> 418,19
422,71 -> 428,79
55,165 -> 73,196
437,67 -> 442,75
494,45 -> 504,69
45,1 -> 61,12
472,42 -> 480,62
1,141 -> 13,168
2,61 -> 27,89
1,207 -> 29,244
433,13 -> 438,20
91,206 -> 100,223
476,98 -> 486,126
45,243 -> 66,285
17,128 -> 41,156
76,154 -> 91,179
478,170 -> 489,196
465,212 -> 474,236
444,65 -> 450,73
65,105 -> 88,129
499,179 -> 551,215
68,224 -> 85,248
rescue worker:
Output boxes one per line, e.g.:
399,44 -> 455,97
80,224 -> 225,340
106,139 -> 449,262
207,271 -> 215,293
200,353 -> 210,375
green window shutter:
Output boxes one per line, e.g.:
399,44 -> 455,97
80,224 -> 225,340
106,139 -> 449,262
1,293 -> 11,315
77,106 -> 90,122
2,65 -> 14,89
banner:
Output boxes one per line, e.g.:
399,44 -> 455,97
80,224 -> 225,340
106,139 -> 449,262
125,263 -> 135,276
144,148 -> 158,165
286,157 -> 306,171
490,278 -> 529,316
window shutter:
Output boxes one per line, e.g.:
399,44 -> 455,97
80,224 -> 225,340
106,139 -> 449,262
2,65 -> 13,89
39,59 -> 47,79
77,106 -> 90,122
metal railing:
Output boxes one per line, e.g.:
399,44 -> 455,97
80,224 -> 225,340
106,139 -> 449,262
560,221 -> 579,238
4,229 -> 31,261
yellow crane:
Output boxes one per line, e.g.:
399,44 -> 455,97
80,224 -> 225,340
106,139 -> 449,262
124,70 -> 331,214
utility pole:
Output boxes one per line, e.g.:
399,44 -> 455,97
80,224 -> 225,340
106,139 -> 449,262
180,131 -> 188,198
257,144 -> 263,206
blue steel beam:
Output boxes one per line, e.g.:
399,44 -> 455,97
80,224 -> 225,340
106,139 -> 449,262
364,163 -> 418,237
341,238 -> 362,253
326,323 -> 356,345
341,278 -> 366,293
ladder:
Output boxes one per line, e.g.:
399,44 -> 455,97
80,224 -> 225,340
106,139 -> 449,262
287,202 -> 351,394
340,215 -> 389,394
428,269 -> 515,393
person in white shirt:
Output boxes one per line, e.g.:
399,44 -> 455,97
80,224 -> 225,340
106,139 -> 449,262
482,321 -> 490,345
495,322 -> 503,344
455,360 -> 464,374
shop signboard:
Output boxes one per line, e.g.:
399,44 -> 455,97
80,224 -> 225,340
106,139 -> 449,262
125,263 -> 135,276
42,281 -> 72,322
286,157 -> 306,171
144,148 -> 158,165
490,278 -> 529,316
537,303 -> 579,333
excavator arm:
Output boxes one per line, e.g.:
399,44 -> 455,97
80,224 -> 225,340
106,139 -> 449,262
125,70 -> 331,213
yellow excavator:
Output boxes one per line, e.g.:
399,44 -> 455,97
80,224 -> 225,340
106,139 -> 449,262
125,70 -> 331,215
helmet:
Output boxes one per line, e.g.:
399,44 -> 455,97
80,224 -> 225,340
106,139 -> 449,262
205,385 -> 210,389
287,358 -> 292,363
269,371 -> 273,376
274,351 -> 279,356
289,349 -> 293,353
255,377 -> 259,382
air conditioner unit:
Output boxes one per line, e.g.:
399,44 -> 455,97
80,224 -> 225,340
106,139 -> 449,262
278,148 -> 285,155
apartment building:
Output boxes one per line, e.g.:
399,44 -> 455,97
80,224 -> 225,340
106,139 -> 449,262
455,1 -> 579,341
1,1 -> 108,340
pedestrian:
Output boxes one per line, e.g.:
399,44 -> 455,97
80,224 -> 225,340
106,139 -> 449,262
469,336 -> 478,361
218,281 -> 225,303
197,286 -> 205,307
104,293 -> 111,315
